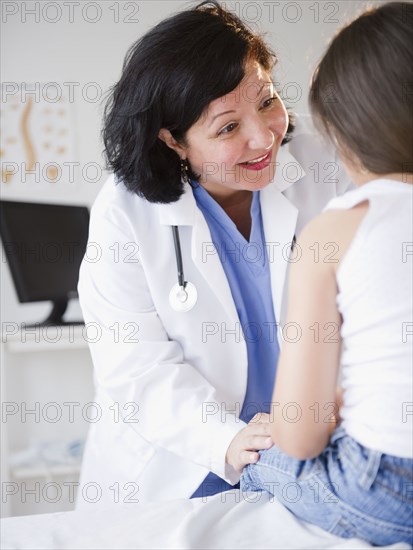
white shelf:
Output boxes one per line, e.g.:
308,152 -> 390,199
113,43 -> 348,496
1,326 -> 94,517
1,324 -> 89,353
11,463 -> 81,480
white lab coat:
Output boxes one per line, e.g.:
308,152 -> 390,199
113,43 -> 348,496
76,115 -> 352,508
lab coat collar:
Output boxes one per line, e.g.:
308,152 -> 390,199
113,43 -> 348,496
273,145 -> 306,191
157,182 -> 198,226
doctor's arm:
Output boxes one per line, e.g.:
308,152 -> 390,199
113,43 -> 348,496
269,212 -> 343,460
78,197 -> 269,484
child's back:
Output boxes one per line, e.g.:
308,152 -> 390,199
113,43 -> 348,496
325,179 -> 413,459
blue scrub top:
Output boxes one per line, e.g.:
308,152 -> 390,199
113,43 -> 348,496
190,183 -> 280,498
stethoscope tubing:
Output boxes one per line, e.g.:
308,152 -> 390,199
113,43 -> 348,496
169,225 -> 197,312
172,225 -> 186,289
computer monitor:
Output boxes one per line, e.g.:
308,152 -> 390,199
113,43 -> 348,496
0,200 -> 90,326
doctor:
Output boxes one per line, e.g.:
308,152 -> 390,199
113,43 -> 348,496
77,0 -> 351,507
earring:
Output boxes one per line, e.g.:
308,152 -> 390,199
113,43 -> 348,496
180,158 -> 191,185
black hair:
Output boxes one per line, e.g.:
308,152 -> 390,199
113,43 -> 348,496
309,2 -> 413,176
103,0 -> 294,203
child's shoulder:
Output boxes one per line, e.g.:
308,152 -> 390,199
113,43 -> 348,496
298,201 -> 369,268
301,200 -> 369,237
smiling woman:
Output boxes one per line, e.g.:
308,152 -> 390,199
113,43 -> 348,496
103,1 -> 295,205
159,62 -> 289,203
76,0 -> 353,507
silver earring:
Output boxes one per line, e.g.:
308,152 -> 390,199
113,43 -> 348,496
180,158 -> 190,185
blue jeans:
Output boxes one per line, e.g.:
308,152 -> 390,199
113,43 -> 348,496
240,426 -> 413,546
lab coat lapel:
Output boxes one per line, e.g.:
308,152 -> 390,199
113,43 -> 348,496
157,183 -> 239,324
191,208 -> 240,323
260,148 -> 303,322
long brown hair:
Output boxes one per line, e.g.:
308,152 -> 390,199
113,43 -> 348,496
309,2 -> 412,175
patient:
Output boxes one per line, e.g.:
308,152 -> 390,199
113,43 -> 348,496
240,2 -> 413,546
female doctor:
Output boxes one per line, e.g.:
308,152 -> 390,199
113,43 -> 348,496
77,0 -> 351,507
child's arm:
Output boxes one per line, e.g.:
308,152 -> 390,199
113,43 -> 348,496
270,210 -> 343,460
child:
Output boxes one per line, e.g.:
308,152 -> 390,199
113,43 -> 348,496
240,2 -> 413,545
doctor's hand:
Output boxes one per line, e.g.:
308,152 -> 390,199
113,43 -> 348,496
225,413 -> 274,474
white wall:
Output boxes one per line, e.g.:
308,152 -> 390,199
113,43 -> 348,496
1,0 -> 383,324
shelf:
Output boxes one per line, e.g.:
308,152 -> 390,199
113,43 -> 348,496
1,325 -> 89,353
11,463 -> 81,480
2,329 -> 94,518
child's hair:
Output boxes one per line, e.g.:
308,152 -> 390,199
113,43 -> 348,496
309,2 -> 413,175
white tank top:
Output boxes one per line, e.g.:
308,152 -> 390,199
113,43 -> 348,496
324,179 -> 413,458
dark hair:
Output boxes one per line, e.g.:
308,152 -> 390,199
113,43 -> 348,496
309,2 -> 413,175
103,0 -> 294,203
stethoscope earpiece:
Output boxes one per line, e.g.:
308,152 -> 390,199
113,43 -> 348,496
168,226 -> 198,312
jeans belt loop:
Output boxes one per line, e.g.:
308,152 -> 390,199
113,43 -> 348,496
359,448 -> 382,491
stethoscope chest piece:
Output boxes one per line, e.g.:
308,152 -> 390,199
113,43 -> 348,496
169,282 -> 198,312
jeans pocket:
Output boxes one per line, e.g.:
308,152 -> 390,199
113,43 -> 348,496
375,454 -> 413,499
336,434 -> 382,491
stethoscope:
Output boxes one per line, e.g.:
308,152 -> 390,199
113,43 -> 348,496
168,224 -> 297,313
168,226 -> 198,312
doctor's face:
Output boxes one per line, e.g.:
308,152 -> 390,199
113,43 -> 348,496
183,62 -> 289,198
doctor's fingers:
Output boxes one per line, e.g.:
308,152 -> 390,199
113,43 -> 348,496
243,432 -> 274,453
242,416 -> 273,448
236,434 -> 274,470
232,437 -> 273,473
226,419 -> 274,472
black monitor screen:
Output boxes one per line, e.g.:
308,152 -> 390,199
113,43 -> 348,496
0,200 -> 89,304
